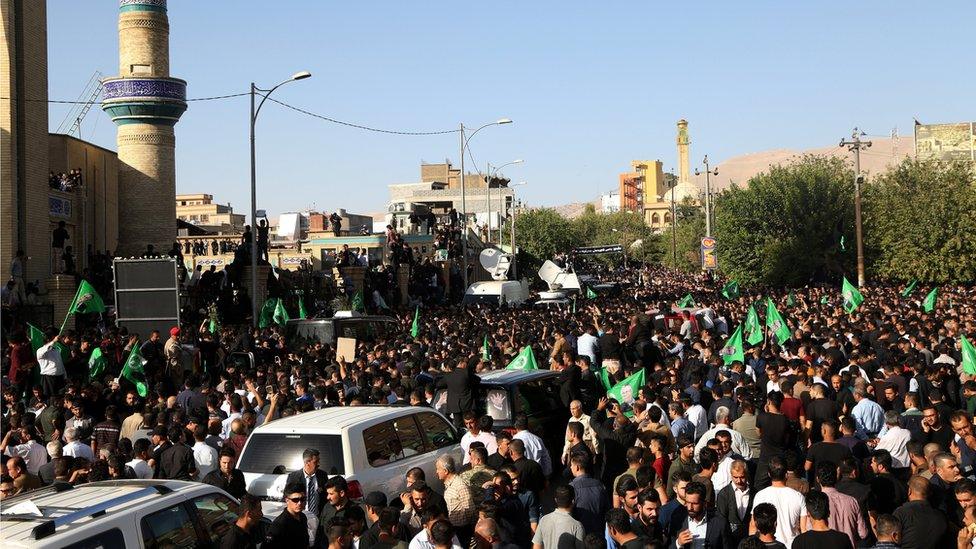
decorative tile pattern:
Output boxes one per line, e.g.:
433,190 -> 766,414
119,0 -> 166,8
49,196 -> 72,219
102,78 -> 186,101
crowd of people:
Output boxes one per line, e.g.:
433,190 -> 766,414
49,169 -> 83,192
2,262 -> 975,549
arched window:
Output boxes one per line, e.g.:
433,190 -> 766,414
651,213 -> 660,225
664,213 -> 672,223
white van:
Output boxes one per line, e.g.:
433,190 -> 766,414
0,480 -> 241,549
238,406 -> 462,509
462,280 -> 529,306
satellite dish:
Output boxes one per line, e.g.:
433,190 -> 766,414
538,260 -> 582,293
479,248 -> 512,281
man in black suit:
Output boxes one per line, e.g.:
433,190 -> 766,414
283,448 -> 329,517
669,481 -> 732,549
558,356 -> 583,408
714,459 -> 753,546
436,358 -> 480,427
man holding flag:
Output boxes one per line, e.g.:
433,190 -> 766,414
36,327 -> 66,398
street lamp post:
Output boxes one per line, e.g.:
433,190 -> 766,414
250,71 -> 311,326
510,181 -> 527,278
458,119 -> 513,289
486,159 -> 523,244
695,155 -> 718,238
666,171 -> 678,266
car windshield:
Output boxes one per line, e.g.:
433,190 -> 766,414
237,433 -> 345,475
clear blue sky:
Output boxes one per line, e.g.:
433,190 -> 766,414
47,1 -> 974,217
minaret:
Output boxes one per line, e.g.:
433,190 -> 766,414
673,119 -> 700,202
102,0 -> 186,255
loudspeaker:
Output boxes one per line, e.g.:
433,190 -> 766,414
113,257 -> 180,339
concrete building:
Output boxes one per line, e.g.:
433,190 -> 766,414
102,0 -> 187,255
600,190 -> 620,213
175,193 -> 245,234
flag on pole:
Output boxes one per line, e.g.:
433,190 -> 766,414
962,336 -> 976,376
586,287 -> 598,300
923,287 -> 939,313
410,307 -> 420,338
820,295 -> 830,305
298,298 -> 308,319
273,299 -> 289,326
786,292 -> 796,307
678,294 -> 696,308
505,346 -> 538,370
721,281 -> 740,300
841,277 -> 864,314
766,298 -> 790,345
745,304 -> 763,345
88,347 -> 108,381
208,318 -> 219,334
27,323 -> 45,354
351,290 -> 365,312
482,335 -> 491,361
258,298 -> 277,328
599,368 -> 612,391
901,280 -> 918,297
121,344 -> 148,398
607,369 -> 646,417
67,280 -> 106,315
720,325 -> 745,366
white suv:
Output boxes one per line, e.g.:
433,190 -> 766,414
0,479 -> 242,549
238,405 -> 462,507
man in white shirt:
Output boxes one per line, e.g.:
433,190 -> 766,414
36,330 -> 65,398
576,326 -> 600,365
876,411 -> 912,469
191,425 -> 219,479
62,427 -> 94,462
682,396 -> 708,442
693,409 -> 753,461
126,439 -> 154,479
0,427 -> 48,475
459,413 -> 497,464
562,400 -> 599,462
408,512 -> 463,549
751,455 -> 807,546
513,414 -> 553,477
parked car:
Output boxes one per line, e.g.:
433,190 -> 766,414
238,406 -> 462,516
0,480 -> 242,549
284,314 -> 397,349
462,280 -> 529,307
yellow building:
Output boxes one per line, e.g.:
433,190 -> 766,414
631,160 -> 673,230
176,193 -> 245,234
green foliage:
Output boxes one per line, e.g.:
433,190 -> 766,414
505,208 -> 578,272
661,198 -> 706,272
714,155 -> 855,286
570,210 -> 662,264
863,158 -> 976,283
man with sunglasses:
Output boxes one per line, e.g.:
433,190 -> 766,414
268,481 -> 310,548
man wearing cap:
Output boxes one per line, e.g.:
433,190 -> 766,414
667,435 -> 698,499
164,327 -> 184,389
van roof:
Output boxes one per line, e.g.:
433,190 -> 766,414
0,480 -> 212,547
254,405 -> 424,433
478,369 -> 560,384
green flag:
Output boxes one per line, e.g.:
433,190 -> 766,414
766,298 -> 790,345
840,235 -> 846,251
901,280 -> 918,297
786,292 -> 796,307
258,298 -> 277,328
482,335 -> 491,361
410,307 -> 420,338
586,287 -> 598,300
720,325 -> 745,366
67,279 -> 106,315
209,317 -> 219,334
963,336 -> 976,376
351,290 -> 365,312
121,344 -> 148,398
572,298 -> 577,314
88,347 -> 108,381
721,281 -> 740,300
298,298 -> 308,320
599,368 -> 612,391
678,294 -> 696,308
745,305 -> 763,345
841,277 -> 863,314
820,295 -> 829,305
273,299 -> 290,326
607,369 -> 645,417
923,287 -> 938,313
505,346 -> 538,370
27,323 -> 45,354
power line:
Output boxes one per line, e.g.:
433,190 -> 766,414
265,97 -> 458,136
0,92 -> 250,104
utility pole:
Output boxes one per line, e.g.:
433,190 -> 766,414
695,155 -> 718,237
840,127 -> 871,288
667,171 -> 678,266
459,123 -> 469,289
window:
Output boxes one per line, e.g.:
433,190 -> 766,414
518,380 -> 559,417
417,412 -> 457,449
192,493 -> 239,546
363,420 -> 401,466
130,64 -> 151,75
141,504 -> 200,549
63,529 -> 125,549
237,433 -> 345,475
651,213 -> 660,225
392,415 -> 426,458
485,388 -> 511,422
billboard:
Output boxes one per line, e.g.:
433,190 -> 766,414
915,122 -> 975,162
701,237 -> 717,270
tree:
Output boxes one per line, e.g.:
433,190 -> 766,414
661,198 -> 706,272
863,158 -> 976,283
504,208 -> 579,272
714,155 -> 855,286
570,210 -> 661,264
